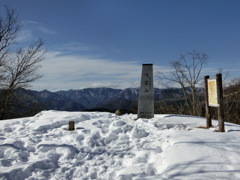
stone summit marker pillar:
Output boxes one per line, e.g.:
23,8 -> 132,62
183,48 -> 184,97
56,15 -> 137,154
137,64 -> 154,119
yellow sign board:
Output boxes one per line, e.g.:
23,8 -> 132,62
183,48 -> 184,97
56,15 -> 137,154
208,79 -> 219,107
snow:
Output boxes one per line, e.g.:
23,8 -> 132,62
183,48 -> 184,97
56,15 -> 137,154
1,110 -> 240,180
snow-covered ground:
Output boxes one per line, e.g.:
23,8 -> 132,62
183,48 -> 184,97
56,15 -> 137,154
1,110 -> 240,180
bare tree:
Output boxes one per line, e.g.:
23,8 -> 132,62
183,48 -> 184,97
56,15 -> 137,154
222,78 -> 240,124
0,6 -> 45,119
0,6 -> 21,82
157,50 -> 208,116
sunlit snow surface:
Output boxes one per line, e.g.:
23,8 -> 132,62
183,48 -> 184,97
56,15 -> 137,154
1,110 -> 240,180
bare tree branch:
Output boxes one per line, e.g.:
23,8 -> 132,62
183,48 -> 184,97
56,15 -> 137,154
0,6 -> 21,52
0,6 -> 45,120
157,50 -> 207,116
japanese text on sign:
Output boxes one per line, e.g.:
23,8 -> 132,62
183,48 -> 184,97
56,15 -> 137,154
144,73 -> 152,93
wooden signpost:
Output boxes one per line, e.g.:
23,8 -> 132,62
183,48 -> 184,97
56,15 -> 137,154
204,73 -> 225,132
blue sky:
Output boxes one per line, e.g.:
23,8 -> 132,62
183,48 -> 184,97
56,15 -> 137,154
1,0 -> 240,91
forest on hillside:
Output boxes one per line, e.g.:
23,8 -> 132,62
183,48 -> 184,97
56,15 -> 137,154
154,78 -> 240,125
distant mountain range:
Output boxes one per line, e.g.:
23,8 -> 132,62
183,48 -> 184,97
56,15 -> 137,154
16,87 -> 184,113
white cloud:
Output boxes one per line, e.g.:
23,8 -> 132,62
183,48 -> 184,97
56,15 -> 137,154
31,51 -> 143,91
18,20 -> 56,43
16,29 -> 34,42
33,49 -> 238,91
38,26 -> 56,35
57,43 -> 99,52
15,20 -> 56,45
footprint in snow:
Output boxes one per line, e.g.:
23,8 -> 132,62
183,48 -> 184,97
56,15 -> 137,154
113,121 -> 126,127
132,127 -> 149,138
104,133 -> 118,144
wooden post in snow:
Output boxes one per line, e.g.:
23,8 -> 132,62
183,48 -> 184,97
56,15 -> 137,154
204,75 -> 212,128
68,120 -> 75,131
216,73 -> 225,132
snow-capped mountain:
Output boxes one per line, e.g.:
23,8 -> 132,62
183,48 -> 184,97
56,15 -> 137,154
32,87 -> 184,111
7,87 -> 186,119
